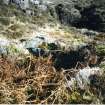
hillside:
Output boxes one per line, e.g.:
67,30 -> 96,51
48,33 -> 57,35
0,0 -> 105,104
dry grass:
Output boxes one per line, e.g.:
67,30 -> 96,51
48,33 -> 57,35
0,56 -> 69,104
0,55 -> 105,104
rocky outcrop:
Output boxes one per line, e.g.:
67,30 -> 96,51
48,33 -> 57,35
21,34 -> 61,57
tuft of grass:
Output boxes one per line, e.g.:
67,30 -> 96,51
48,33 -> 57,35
4,29 -> 23,39
0,17 -> 10,26
96,44 -> 105,56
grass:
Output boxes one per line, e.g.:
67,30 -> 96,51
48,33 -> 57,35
0,17 -> 10,26
0,1 -> 105,104
4,30 -> 23,39
96,44 -> 105,56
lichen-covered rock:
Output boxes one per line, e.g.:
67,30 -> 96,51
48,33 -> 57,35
77,28 -> 99,37
21,34 -> 60,56
66,67 -> 103,90
76,67 -> 103,89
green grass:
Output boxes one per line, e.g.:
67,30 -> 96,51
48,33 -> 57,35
96,44 -> 105,56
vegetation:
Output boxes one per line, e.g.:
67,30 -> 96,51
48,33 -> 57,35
96,45 -> 105,56
0,56 -> 104,104
0,0 -> 105,104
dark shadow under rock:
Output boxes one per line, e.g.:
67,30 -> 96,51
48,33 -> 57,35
52,45 -> 98,70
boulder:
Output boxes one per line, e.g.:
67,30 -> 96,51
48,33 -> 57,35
23,34 -> 61,56
76,67 -> 103,89
65,67 -> 103,90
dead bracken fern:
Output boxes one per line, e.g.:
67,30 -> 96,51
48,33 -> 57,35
0,56 -> 68,104
0,55 -> 105,104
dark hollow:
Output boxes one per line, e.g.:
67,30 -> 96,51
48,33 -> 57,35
52,45 -> 98,69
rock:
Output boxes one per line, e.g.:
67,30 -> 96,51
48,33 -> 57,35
66,78 -> 76,90
22,34 -> 61,56
66,67 -> 103,90
38,5 -> 48,11
3,0 -> 10,5
0,38 -> 10,46
0,38 -> 9,56
0,47 -> 8,56
2,0 -> 105,31
0,37 -> 29,56
76,67 -> 103,89
77,28 -> 99,36
24,36 -> 45,49
30,0 -> 40,5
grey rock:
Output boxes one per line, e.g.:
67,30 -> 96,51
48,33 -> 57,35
0,47 -> 8,55
66,67 -> 103,90
3,0 -> 10,5
77,28 -> 99,36
22,34 -> 60,56
76,67 -> 102,89
24,36 -> 45,49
